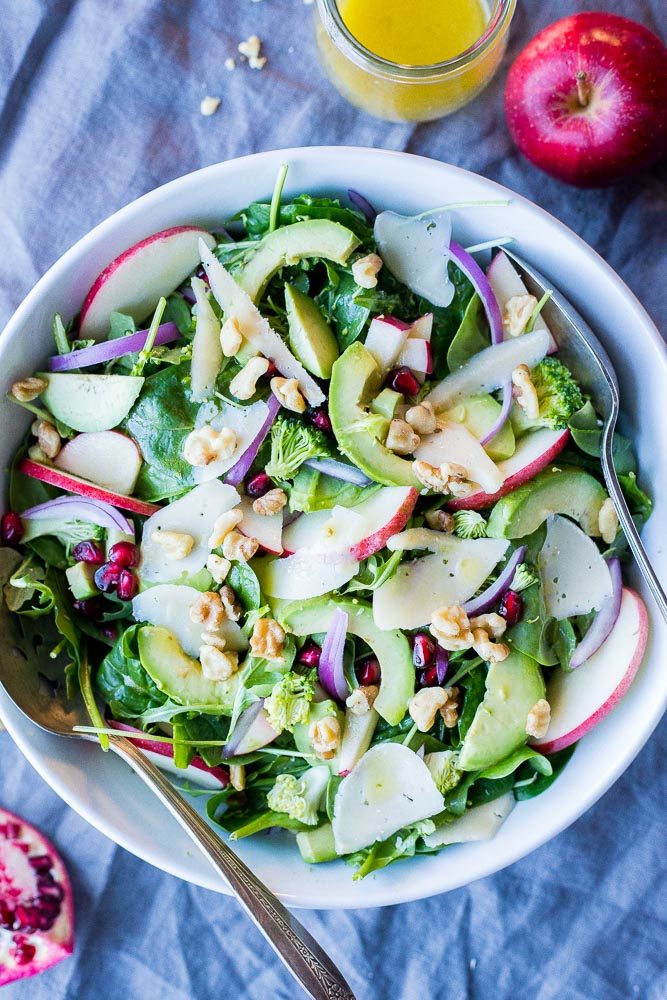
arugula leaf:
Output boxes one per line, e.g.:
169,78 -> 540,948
345,819 -> 437,879
164,294 -> 194,336
618,471 -> 653,522
96,623 -> 167,719
178,714 -> 231,767
344,549 -> 403,595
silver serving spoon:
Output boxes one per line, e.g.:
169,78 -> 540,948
504,249 -> 667,623
0,549 -> 355,1000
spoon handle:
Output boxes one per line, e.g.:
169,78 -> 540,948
108,734 -> 356,1000
601,422 -> 667,624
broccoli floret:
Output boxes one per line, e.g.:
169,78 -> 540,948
264,670 -> 315,733
511,357 -> 584,434
510,562 -> 539,592
453,510 -> 488,539
265,414 -> 330,480
424,750 -> 463,795
267,766 -> 331,825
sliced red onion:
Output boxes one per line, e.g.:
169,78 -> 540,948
463,545 -> 527,617
304,457 -> 372,486
449,241 -> 511,446
224,700 -> 280,757
21,495 -> 133,534
47,322 -> 181,372
319,607 -> 349,703
225,394 -> 281,487
569,558 -> 622,670
416,744 -> 425,759
436,646 -> 449,684
347,189 -> 377,223
181,287 -> 197,305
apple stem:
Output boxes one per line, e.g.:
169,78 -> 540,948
575,71 -> 590,108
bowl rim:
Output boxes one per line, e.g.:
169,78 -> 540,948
1,145 -> 666,910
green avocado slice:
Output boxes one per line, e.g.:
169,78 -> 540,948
486,466 -> 607,539
280,598 -> 414,726
137,625 -> 241,711
285,284 -> 340,379
237,219 -> 360,302
458,650 -> 545,771
329,342 -> 421,489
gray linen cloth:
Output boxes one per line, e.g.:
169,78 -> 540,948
1,1 -> 666,997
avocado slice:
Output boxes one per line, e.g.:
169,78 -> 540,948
281,598 -> 414,726
371,387 -> 403,421
284,284 -> 340,379
330,342 -> 421,489
486,466 -> 607,539
296,822 -> 338,864
137,625 -> 241,711
65,561 -> 99,600
237,220 -> 360,302
458,650 -> 545,771
443,394 -> 515,461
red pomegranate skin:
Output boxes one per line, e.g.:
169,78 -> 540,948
505,13 -> 667,187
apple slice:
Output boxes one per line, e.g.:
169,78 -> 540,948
486,251 -> 557,349
531,588 -> 648,754
237,495 -> 283,554
348,486 -> 418,560
38,372 -> 144,433
132,584 -> 248,657
424,328 -> 550,412
396,338 -> 432,374
18,458 -> 159,517
446,428 -> 570,511
408,313 -> 433,343
363,315 -> 411,371
107,721 -> 229,789
190,276 -> 222,403
54,431 -> 142,496
80,226 -> 216,340
415,420 -> 504,495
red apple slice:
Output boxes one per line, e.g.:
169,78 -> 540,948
237,496 -> 283,554
408,313 -> 433,343
18,458 -> 160,517
446,428 -> 570,511
363,315 -> 411,372
107,721 -> 229,789
80,226 -> 216,340
348,486 -> 418,560
54,431 -> 142,496
416,421 -> 504,495
531,587 -> 648,754
396,338 -> 432,375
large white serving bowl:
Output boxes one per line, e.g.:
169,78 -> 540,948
1,147 -> 665,910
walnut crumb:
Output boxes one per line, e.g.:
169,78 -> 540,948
200,96 -> 221,116
526,698 -> 551,739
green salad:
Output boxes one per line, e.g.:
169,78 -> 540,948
2,171 -> 652,878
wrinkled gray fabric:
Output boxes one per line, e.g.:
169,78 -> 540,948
1,1 -> 666,998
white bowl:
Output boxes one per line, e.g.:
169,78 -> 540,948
1,147 -> 666,910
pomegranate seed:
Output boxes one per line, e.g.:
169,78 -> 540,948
29,854 -> 52,871
72,539 -> 105,564
499,589 -> 523,627
386,367 -> 419,396
14,906 -> 31,930
1,511 -> 24,546
419,665 -> 439,688
93,562 -> 121,593
117,568 -> 138,601
108,540 -> 139,568
3,821 -> 21,839
99,623 -> 118,642
411,633 -> 435,669
0,903 -> 14,928
10,939 -> 36,965
309,407 -> 333,435
73,597 -> 104,619
265,360 -> 279,379
298,642 -> 321,668
246,472 -> 272,498
356,658 -> 381,686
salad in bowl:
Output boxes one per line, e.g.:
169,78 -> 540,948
1,167 -> 651,880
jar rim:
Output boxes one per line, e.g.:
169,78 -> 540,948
316,0 -> 517,79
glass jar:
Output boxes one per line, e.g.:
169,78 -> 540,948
314,0 -> 517,123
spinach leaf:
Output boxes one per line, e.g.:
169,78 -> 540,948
227,562 -> 262,613
345,819 -> 437,879
239,194 -> 373,242
446,294 -> 488,372
457,665 -> 487,743
164,295 -> 194,336
514,744 -> 576,800
96,623 -> 167,719
507,582 -> 558,667
478,746 -> 552,781
317,266 -> 371,351
125,366 -> 199,501
179,714 -> 230,767
569,401 -> 636,476
467,772 -> 516,807
618,471 -> 653,522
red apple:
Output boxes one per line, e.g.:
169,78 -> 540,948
363,315 -> 412,372
106,720 -> 229,789
531,587 -> 648,754
348,485 -> 418,560
505,13 -> 667,187
54,431 -> 142,496
396,338 -> 432,375
446,428 -> 570,511
80,226 -> 216,340
18,458 -> 160,517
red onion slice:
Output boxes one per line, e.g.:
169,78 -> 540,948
318,607 -> 349,703
225,394 -> 281,487
223,700 -> 280,757
304,457 -> 372,486
47,322 -> 181,372
347,189 -> 377,223
462,545 -> 527,617
21,495 -> 133,534
449,241 -> 511,446
435,646 -> 449,684
569,558 -> 622,670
